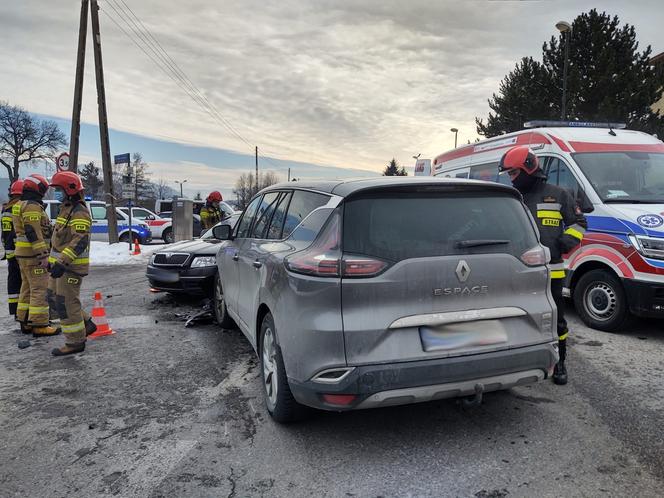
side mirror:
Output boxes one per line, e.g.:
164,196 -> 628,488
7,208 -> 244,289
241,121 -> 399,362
213,224 -> 232,240
577,189 -> 594,214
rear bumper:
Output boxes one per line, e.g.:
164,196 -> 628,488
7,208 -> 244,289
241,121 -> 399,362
288,342 -> 558,411
623,278 -> 664,318
146,265 -> 216,295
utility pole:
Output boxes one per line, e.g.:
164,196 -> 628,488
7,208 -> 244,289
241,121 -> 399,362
90,0 -> 119,243
287,167 -> 290,182
68,0 -> 89,173
255,146 -> 259,192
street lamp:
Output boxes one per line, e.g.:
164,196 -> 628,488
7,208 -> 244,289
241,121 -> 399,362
556,20 -> 573,120
450,128 -> 459,148
174,179 -> 188,197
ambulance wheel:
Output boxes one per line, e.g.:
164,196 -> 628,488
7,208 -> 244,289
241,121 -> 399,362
574,269 -> 630,332
162,228 -> 174,244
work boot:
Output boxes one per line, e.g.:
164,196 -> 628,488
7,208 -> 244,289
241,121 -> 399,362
553,360 -> 568,385
85,318 -> 97,336
32,325 -> 62,337
51,343 -> 86,356
20,323 -> 33,335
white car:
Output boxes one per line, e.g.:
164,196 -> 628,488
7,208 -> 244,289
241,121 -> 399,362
119,207 -> 173,244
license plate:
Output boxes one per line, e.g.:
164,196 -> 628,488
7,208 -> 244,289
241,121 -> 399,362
419,321 -> 508,352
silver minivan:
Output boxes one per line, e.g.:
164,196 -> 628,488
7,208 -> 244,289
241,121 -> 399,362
213,178 -> 558,422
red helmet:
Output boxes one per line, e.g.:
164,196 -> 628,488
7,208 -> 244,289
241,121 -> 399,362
50,171 -> 84,196
499,146 -> 541,176
207,191 -> 223,203
23,174 -> 50,195
10,180 -> 24,197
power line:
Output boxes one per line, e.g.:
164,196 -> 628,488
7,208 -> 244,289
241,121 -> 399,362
102,0 -> 257,153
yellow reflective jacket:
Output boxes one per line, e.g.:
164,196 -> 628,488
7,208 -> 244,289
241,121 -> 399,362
12,199 -> 51,259
200,204 -> 222,230
50,200 -> 92,276
1,197 -> 20,259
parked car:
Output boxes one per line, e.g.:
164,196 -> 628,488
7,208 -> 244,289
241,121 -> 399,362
43,200 -> 152,244
212,178 -> 558,422
118,206 -> 174,244
146,215 -> 239,295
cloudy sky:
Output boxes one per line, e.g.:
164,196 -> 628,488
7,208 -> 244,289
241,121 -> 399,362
1,0 -> 662,197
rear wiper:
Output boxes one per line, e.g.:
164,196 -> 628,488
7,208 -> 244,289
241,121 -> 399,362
455,239 -> 510,248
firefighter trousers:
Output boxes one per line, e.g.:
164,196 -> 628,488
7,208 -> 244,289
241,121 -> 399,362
53,272 -> 87,346
550,278 -> 568,363
16,258 -> 50,327
7,257 -> 21,316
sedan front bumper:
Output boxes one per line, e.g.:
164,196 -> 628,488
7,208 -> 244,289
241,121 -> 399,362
146,264 -> 216,295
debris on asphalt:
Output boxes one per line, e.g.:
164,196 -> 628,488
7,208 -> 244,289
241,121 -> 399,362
173,299 -> 215,327
17,340 -> 31,349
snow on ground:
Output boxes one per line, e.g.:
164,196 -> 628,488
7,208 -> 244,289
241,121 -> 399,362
89,241 -> 164,266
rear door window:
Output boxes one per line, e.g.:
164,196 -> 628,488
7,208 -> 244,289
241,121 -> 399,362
266,192 -> 292,240
90,206 -> 107,220
282,190 -> 329,238
343,191 -> 538,262
251,192 -> 282,239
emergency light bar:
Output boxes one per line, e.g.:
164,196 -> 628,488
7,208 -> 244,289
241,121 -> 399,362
524,120 -> 627,129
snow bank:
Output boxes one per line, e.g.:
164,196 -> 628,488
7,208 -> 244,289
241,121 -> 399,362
89,241 -> 163,266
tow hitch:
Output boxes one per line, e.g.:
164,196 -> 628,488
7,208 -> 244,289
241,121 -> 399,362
461,383 -> 484,408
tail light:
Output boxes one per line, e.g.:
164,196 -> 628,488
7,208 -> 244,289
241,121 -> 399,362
342,256 -> 388,277
520,245 -> 548,266
284,212 -> 341,277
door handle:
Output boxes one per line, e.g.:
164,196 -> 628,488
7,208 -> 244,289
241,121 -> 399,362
253,261 -> 262,268
232,253 -> 239,261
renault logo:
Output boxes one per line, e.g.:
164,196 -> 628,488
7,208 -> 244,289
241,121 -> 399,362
455,260 -> 471,283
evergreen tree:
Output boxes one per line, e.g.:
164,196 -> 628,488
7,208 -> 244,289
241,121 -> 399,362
383,158 -> 407,176
79,161 -> 103,199
476,9 -> 664,137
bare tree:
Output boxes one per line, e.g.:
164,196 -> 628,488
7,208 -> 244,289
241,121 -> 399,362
233,171 -> 281,210
0,101 -> 67,181
154,177 -> 169,199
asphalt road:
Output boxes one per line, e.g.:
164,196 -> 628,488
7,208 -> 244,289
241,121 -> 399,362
1,263 -> 663,497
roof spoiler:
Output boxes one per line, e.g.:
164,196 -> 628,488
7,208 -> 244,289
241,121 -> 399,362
523,120 -> 626,129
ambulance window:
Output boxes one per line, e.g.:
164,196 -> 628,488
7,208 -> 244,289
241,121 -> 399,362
547,158 -> 580,197
455,171 -> 469,179
470,163 -> 500,182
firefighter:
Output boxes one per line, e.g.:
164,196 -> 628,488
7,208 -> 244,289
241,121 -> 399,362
12,174 -> 59,336
2,180 -> 23,319
200,191 -> 223,230
48,171 -> 94,356
500,146 -> 587,385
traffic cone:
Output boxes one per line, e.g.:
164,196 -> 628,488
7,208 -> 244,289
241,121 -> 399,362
132,238 -> 141,256
88,291 -> 115,338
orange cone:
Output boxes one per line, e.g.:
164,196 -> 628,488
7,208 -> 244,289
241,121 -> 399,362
132,238 -> 141,256
88,291 -> 115,338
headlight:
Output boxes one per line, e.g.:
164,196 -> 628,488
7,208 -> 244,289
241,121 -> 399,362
629,235 -> 664,260
191,256 -> 217,268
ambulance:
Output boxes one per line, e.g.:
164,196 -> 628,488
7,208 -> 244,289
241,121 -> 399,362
420,121 -> 664,331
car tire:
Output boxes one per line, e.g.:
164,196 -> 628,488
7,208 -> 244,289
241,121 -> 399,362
259,312 -> 308,423
162,228 -> 174,244
573,269 -> 631,332
119,232 -> 129,243
213,273 -> 235,329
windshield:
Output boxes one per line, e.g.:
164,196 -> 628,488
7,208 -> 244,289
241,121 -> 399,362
573,152 -> 664,203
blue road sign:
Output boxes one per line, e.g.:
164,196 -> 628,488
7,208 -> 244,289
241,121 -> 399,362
114,153 -> 130,164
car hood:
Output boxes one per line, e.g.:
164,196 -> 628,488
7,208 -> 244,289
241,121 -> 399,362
604,204 -> 664,237
159,238 -> 221,255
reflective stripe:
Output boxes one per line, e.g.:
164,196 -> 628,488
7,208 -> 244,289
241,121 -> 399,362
549,262 -> 565,271
551,270 -> 566,279
61,320 -> 85,334
72,258 -> 89,265
62,248 -> 77,259
15,241 -> 31,248
537,210 -> 563,220
536,203 -> 562,211
22,214 -> 41,222
559,332 -> 569,341
8,298 -> 19,304
29,306 -> 50,313
12,205 -> 21,215
69,219 -> 91,226
8,294 -> 19,299
55,217 -> 67,226
32,241 -> 47,249
17,303 -> 29,310
6,254 -> 15,259
16,236 -> 28,242
48,256 -> 58,264
564,224 -> 586,241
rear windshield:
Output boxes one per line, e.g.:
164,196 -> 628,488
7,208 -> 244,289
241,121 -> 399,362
343,191 -> 538,262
